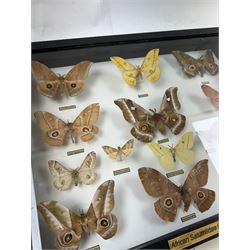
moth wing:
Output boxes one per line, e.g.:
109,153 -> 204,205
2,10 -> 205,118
110,56 -> 138,86
175,132 -> 195,165
200,50 -> 219,75
32,60 -> 60,97
72,103 -> 100,141
192,187 -> 216,212
138,167 -> 179,197
37,201 -> 82,249
182,160 -> 209,211
48,161 -> 73,191
77,151 -> 97,185
114,98 -> 152,123
201,84 -> 219,109
102,145 -> 119,160
154,192 -> 181,222
172,50 -> 204,77
160,87 -> 181,111
86,180 -> 117,239
121,139 -> 134,157
141,48 -> 160,82
147,142 -> 174,170
34,111 -> 69,146
64,61 -> 93,96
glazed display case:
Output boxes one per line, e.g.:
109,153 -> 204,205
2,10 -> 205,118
31,26 -> 219,250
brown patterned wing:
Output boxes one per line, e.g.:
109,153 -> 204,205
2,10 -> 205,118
72,103 -> 100,142
201,84 -> 219,109
64,61 -> 93,96
34,111 -> 69,146
114,98 -> 154,142
37,201 -> 82,249
200,50 -> 218,75
182,159 -> 214,212
172,51 -> 204,77
160,87 -> 186,135
154,193 -> 181,222
138,167 -> 181,222
86,180 -> 117,240
32,60 -> 60,98
138,167 -> 179,197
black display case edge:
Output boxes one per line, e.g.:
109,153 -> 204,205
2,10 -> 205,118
32,27 -> 218,68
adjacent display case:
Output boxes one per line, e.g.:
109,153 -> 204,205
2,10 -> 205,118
31,27 -> 219,250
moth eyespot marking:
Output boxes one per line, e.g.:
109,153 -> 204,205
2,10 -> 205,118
64,233 -> 72,243
167,97 -> 171,102
131,106 -> 136,110
189,65 -> 196,71
164,197 -> 173,208
208,63 -> 214,68
51,131 -> 59,137
82,127 -> 90,132
46,83 -> 52,89
100,218 -> 109,228
71,83 -> 76,88
197,191 -> 205,199
171,118 -> 176,122
85,174 -> 90,179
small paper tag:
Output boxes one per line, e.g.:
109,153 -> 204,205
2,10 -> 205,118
201,81 -> 210,85
158,138 -> 169,144
181,213 -> 196,223
113,167 -> 131,176
59,105 -> 76,111
138,93 -> 148,98
67,148 -> 84,156
166,169 -> 184,178
86,245 -> 100,250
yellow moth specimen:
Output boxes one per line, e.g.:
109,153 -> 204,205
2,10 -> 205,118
110,48 -> 160,86
148,132 -> 195,170
102,139 -> 134,161
32,60 -> 92,97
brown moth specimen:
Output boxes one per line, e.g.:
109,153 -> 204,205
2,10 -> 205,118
138,159 -> 215,222
48,151 -> 97,191
37,180 -> 117,249
172,50 -> 218,77
34,103 -> 100,146
102,139 -> 134,161
32,60 -> 93,97
201,84 -> 219,109
114,87 -> 186,143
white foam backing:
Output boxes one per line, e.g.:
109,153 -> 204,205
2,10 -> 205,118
31,50 -> 219,250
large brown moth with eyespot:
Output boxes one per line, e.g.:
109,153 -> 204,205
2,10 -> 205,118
34,103 -> 99,146
172,50 -> 218,77
138,159 -> 215,222
32,60 -> 93,97
114,87 -> 186,143
48,151 -> 97,191
37,180 -> 117,249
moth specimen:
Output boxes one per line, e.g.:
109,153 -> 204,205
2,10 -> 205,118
110,48 -> 160,86
172,50 -> 218,77
37,180 -> 117,249
201,84 -> 219,109
34,103 -> 100,146
148,132 -> 195,170
48,151 -> 97,191
138,159 -> 215,222
102,139 -> 134,161
114,87 -> 186,143
32,60 -> 92,97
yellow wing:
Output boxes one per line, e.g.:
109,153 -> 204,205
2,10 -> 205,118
175,131 -> 195,165
141,48 -> 160,82
148,142 -> 174,170
102,145 -> 119,160
110,56 -> 138,86
121,139 -> 134,157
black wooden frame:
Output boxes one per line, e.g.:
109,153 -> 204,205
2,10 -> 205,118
31,27 -> 219,249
